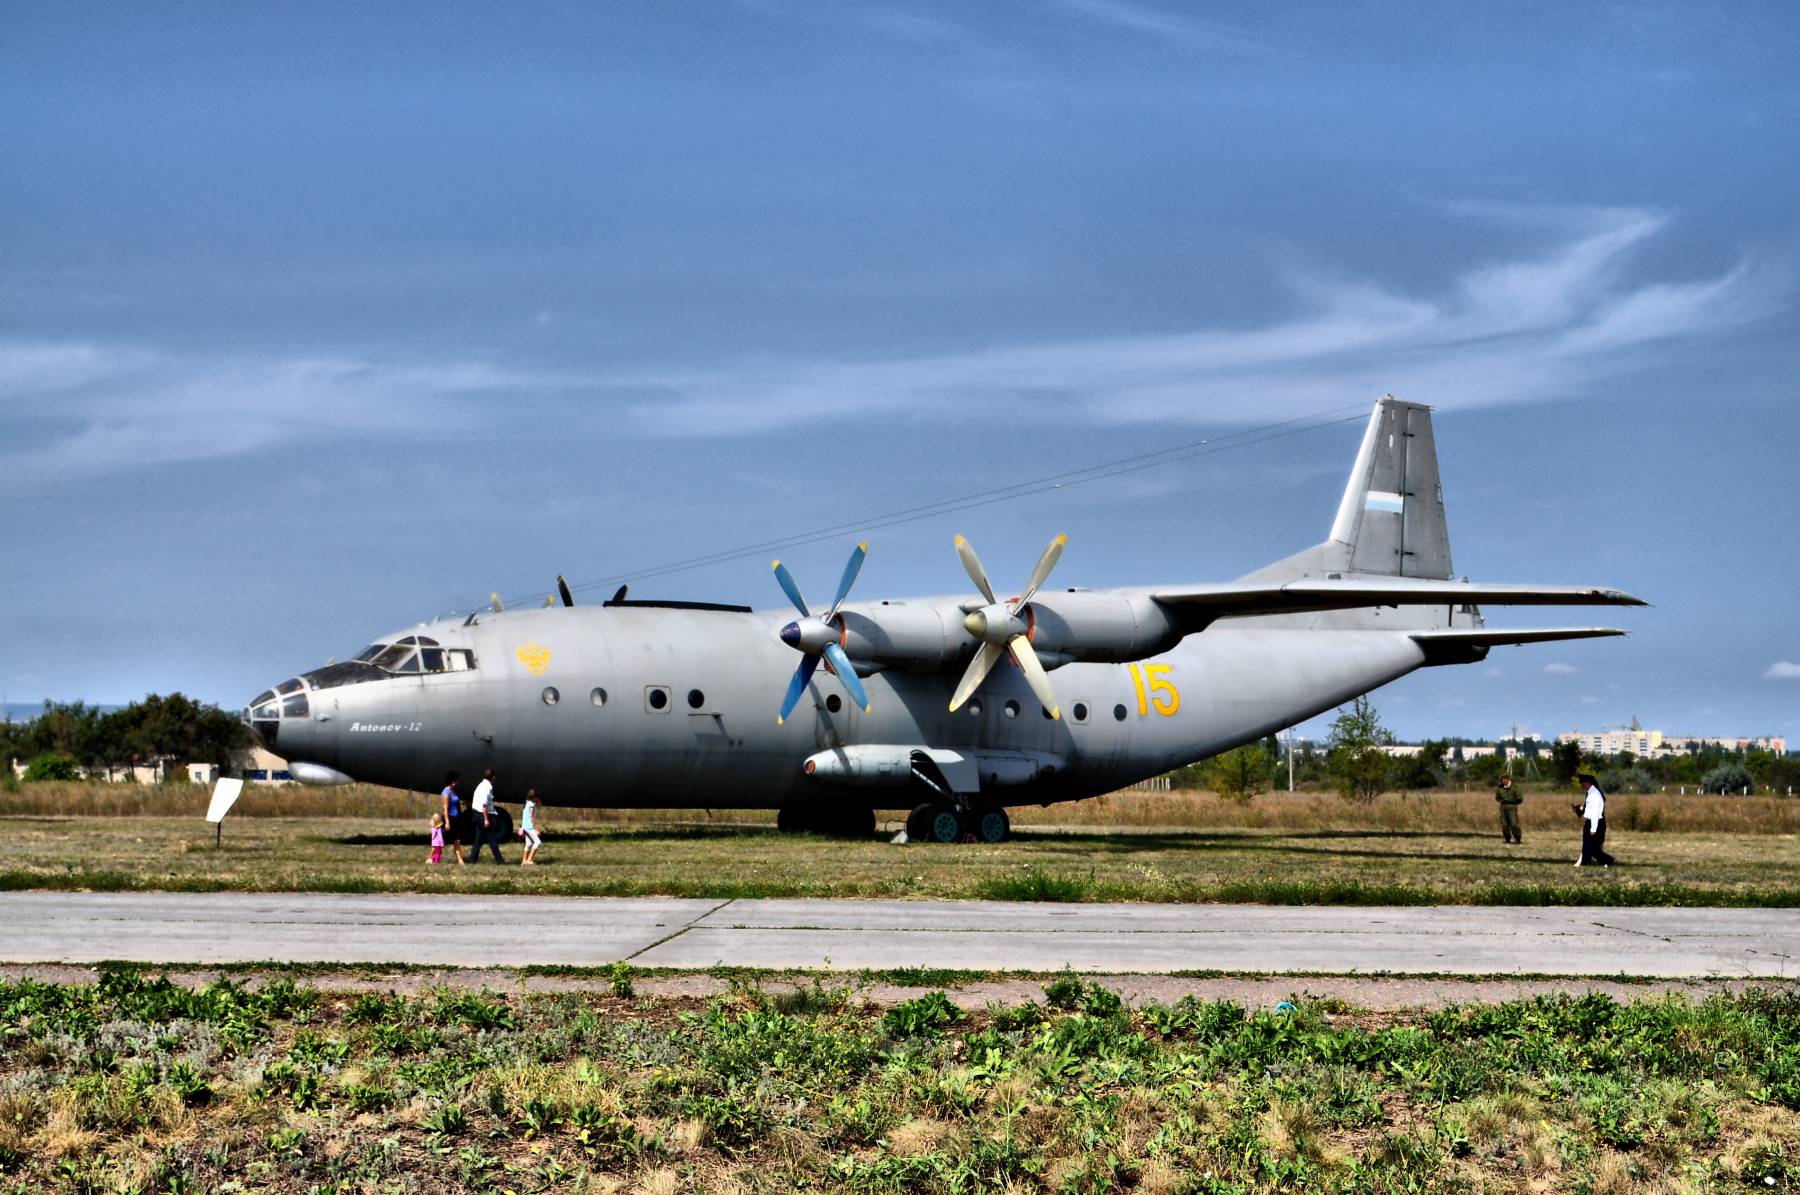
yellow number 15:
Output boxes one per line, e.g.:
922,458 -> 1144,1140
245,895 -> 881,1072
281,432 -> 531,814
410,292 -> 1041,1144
1127,663 -> 1180,717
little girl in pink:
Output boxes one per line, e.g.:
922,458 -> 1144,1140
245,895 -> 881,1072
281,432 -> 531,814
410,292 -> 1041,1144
428,812 -> 445,864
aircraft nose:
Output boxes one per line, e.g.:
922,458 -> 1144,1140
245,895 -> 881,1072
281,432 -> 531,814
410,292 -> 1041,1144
780,621 -> 802,648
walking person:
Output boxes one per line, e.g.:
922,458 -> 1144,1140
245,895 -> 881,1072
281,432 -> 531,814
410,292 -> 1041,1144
467,767 -> 506,864
1571,773 -> 1615,867
519,789 -> 543,865
440,772 -> 467,865
1494,776 -> 1523,844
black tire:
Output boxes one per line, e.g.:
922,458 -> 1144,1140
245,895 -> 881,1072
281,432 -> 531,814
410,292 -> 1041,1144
830,807 -> 877,839
492,806 -> 515,842
926,804 -> 964,844
973,807 -> 1010,844
905,803 -> 936,842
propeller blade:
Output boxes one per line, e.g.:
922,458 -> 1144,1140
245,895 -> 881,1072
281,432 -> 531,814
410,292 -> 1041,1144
822,642 -> 872,713
954,534 -> 997,604
1008,635 -> 1060,720
1017,533 -> 1068,606
557,575 -> 575,607
776,654 -> 821,724
949,641 -> 1004,712
771,560 -> 810,617
490,592 -> 505,613
826,542 -> 868,620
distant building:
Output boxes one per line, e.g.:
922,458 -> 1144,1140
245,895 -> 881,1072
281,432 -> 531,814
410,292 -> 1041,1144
1556,729 -> 1786,758
228,746 -> 293,784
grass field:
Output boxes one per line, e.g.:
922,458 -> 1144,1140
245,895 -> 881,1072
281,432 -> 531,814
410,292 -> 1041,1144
2,789 -> 1796,905
2,968 -> 1797,1193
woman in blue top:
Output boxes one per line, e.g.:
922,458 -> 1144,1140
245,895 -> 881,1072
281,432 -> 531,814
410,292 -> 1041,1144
440,772 -> 467,865
520,789 -> 543,866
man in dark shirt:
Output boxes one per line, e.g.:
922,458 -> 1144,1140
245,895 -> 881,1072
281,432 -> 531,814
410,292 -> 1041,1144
1495,775 -> 1523,844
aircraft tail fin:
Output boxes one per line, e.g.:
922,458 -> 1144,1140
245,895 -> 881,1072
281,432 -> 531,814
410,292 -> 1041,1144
1326,396 -> 1452,580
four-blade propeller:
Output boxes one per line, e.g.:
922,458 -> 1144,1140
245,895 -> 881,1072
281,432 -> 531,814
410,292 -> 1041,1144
772,543 -> 872,724
949,533 -> 1066,720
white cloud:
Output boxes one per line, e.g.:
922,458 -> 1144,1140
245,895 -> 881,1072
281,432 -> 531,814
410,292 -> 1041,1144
615,204 -> 1790,435
1765,661 -> 1800,679
1542,662 -> 1578,676
2,205 -> 1790,473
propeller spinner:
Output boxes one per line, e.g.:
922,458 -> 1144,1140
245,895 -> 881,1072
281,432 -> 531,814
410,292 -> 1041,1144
772,543 -> 872,724
948,533 -> 1066,720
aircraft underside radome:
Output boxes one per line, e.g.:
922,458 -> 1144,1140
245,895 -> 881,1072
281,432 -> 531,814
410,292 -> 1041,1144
245,398 -> 1642,842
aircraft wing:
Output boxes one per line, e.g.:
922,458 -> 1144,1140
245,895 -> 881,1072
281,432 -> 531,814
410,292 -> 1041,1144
1406,627 -> 1627,647
1149,579 -> 1646,619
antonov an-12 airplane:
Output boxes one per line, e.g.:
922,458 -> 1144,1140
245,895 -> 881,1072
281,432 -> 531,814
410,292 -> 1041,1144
246,398 -> 1641,843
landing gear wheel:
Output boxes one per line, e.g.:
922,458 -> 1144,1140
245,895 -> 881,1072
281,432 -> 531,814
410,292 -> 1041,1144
927,805 -> 964,844
905,802 -> 964,843
974,807 -> 1010,844
777,806 -> 803,833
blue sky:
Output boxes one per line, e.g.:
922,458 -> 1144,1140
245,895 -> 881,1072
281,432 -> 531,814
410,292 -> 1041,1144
3,1 -> 1797,742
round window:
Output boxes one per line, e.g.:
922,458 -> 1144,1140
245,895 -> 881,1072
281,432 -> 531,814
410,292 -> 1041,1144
1003,700 -> 1019,719
590,687 -> 608,707
647,687 -> 669,711
968,699 -> 983,717
826,693 -> 842,713
1073,702 -> 1089,723
542,687 -> 560,706
687,688 -> 705,710
1113,703 -> 1128,722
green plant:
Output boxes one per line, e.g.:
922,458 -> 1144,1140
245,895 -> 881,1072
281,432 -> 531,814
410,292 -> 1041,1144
22,753 -> 80,782
883,990 -> 958,1036
606,961 -> 635,998
421,1102 -> 467,1137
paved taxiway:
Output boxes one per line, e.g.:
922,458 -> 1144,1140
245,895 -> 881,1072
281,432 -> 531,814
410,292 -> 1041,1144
1,893 -> 1794,977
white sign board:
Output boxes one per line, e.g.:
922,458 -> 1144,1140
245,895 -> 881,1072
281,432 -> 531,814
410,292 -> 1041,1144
205,778 -> 245,824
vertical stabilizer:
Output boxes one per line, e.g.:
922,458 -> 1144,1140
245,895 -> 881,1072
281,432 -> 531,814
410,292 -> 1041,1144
1329,397 -> 1452,580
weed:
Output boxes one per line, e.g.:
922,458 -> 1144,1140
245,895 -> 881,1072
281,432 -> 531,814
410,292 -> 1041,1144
606,961 -> 635,998
974,868 -> 1092,902
421,1102 -> 467,1138
883,991 -> 958,1037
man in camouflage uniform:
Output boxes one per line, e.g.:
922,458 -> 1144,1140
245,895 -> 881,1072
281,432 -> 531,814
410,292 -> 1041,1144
1495,775 -> 1523,844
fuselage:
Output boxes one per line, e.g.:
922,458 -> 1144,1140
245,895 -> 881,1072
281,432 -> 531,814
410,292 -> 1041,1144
252,599 -> 1435,810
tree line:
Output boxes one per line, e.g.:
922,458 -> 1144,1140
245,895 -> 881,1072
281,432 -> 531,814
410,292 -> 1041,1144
1168,696 -> 1800,803
2,695 -> 252,781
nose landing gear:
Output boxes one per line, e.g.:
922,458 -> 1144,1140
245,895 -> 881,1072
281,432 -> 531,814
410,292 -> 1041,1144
904,803 -> 1010,844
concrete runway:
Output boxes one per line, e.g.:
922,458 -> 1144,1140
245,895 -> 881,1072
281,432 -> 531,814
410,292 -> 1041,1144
1,892 -> 1795,977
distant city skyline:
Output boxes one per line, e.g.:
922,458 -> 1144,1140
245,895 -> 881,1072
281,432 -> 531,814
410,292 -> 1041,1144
3,2 -> 1797,742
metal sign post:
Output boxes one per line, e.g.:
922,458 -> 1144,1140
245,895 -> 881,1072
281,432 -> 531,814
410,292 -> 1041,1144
206,778 -> 245,848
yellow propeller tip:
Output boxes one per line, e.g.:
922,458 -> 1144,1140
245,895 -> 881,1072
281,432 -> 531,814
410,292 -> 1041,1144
1049,708 -> 1062,720
771,560 -> 781,570
1054,533 -> 1068,545
953,534 -> 967,546
857,541 -> 868,552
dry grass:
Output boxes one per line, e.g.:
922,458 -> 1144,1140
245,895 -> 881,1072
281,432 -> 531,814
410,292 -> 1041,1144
6,780 -> 1797,835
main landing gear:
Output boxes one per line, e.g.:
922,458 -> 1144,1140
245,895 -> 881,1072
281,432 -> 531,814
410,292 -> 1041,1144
904,803 -> 1010,844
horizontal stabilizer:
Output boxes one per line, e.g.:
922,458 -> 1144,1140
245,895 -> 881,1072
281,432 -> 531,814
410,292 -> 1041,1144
1152,579 -> 1645,621
1408,627 -> 1627,647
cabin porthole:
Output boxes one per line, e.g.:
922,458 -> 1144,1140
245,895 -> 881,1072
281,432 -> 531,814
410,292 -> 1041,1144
541,687 -> 560,706
1003,700 -> 1020,719
967,699 -> 983,717
687,688 -> 705,710
646,686 -> 670,712
590,687 -> 607,707
825,693 -> 842,713
1072,702 -> 1089,724
1113,704 -> 1127,722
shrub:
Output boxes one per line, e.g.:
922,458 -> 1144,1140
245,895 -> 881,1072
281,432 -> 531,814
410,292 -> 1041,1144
607,961 -> 635,998
23,753 -> 79,782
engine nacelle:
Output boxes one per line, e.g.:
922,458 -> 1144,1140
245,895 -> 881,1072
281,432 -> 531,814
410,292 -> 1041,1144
828,592 -> 1183,673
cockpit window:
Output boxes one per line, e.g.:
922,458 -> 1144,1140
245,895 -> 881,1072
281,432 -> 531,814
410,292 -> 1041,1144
420,648 -> 445,673
417,636 -> 440,647
252,701 -> 279,720
251,690 -> 276,708
282,694 -> 309,718
392,651 -> 422,674
398,635 -> 418,646
354,646 -> 383,663
371,644 -> 414,671
276,678 -> 304,696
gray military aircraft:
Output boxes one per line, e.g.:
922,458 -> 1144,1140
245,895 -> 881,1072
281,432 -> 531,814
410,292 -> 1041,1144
247,398 -> 1641,843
